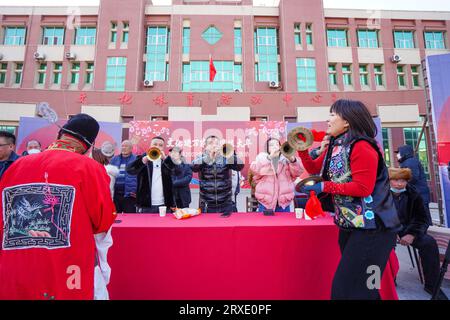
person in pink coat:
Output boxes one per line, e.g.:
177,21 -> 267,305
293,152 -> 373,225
250,138 -> 303,212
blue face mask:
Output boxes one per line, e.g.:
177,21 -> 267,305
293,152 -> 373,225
391,187 -> 406,194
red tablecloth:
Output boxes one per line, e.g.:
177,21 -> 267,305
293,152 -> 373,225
108,213 -> 398,300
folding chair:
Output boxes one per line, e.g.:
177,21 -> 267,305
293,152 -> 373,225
406,245 -> 424,284
246,196 -> 258,212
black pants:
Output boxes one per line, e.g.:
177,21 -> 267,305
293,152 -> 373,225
411,233 -> 441,291
200,202 -> 235,214
113,193 -> 136,213
331,227 -> 397,300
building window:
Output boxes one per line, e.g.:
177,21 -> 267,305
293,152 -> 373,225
0,126 -> 16,135
357,29 -> 378,48
411,65 -> 420,87
53,63 -> 62,84
42,27 -> 64,45
327,29 -> 347,47
234,27 -> 242,54
202,26 -> 222,45
106,57 -> 127,91
381,128 -> 392,167
294,23 -> 301,45
182,61 -> 242,92
14,62 -> 23,84
306,23 -> 313,45
296,58 -> 316,92
284,116 -> 297,123
342,64 -> 352,85
37,63 -> 47,84
145,26 -> 169,81
255,27 -> 280,82
86,62 -> 94,84
0,63 -> 7,84
359,64 -> 369,86
328,64 -> 337,85
394,30 -> 415,49
397,65 -> 406,87
424,31 -> 446,49
182,27 -> 190,54
403,127 -> 430,179
110,22 -> 117,43
3,26 -> 26,45
70,62 -> 80,84
122,22 -> 129,44
374,65 -> 384,86
75,27 -> 96,45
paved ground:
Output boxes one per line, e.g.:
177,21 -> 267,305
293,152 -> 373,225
396,204 -> 450,300
190,190 -> 450,300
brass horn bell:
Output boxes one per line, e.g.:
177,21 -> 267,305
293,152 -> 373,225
280,141 -> 296,158
146,147 -> 161,161
287,126 -> 314,151
220,143 -> 235,159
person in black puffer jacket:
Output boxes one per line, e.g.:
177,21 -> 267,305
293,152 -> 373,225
191,135 -> 244,214
396,144 -> 431,224
168,147 -> 192,208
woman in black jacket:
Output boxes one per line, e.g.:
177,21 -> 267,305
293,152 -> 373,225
169,147 -> 192,208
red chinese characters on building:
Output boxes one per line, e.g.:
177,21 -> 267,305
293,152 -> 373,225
153,94 -> 168,107
282,93 -> 293,106
119,93 -> 132,105
331,93 -> 338,103
220,94 -> 232,106
78,93 -> 87,104
311,95 -> 323,104
251,95 -> 263,105
187,93 -> 194,107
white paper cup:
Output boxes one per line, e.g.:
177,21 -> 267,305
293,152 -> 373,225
159,206 -> 167,217
295,208 -> 304,219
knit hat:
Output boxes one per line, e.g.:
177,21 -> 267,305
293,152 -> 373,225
59,113 -> 99,147
101,141 -> 115,157
388,167 -> 412,181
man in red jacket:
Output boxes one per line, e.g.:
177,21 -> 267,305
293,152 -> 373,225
0,114 -> 116,300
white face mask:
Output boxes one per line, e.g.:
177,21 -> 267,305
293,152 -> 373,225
27,149 -> 41,155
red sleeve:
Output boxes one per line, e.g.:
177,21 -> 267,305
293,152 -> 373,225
297,149 -> 327,175
323,140 -> 378,197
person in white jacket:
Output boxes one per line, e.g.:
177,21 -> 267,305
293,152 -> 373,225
91,141 -> 118,300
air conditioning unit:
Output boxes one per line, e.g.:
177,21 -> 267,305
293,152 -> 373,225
391,54 -> 401,63
143,79 -> 154,87
65,52 -> 76,60
268,81 -> 280,88
34,52 -> 45,60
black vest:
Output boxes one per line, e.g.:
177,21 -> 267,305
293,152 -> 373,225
320,135 -> 401,230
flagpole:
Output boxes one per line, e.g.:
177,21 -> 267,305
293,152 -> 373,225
209,54 -> 212,93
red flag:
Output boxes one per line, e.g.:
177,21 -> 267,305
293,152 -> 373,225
209,56 -> 217,82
